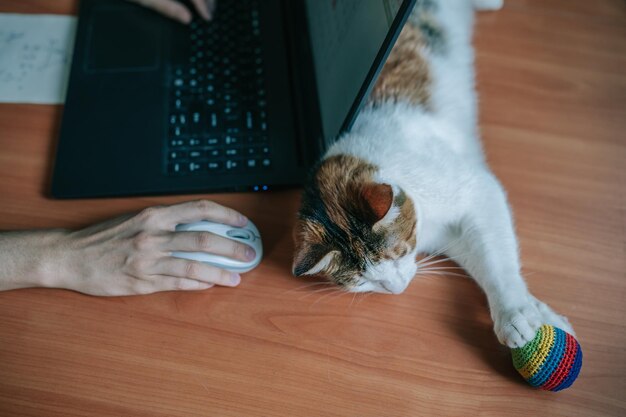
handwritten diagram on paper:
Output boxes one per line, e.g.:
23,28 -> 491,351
0,14 -> 77,104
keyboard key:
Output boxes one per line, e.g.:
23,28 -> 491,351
206,137 -> 221,146
209,112 -> 219,128
207,161 -> 222,171
169,150 -> 187,160
247,135 -> 268,144
207,149 -> 221,158
224,135 -> 240,145
246,145 -> 270,156
168,162 -> 187,174
189,150 -> 204,159
225,160 -> 242,171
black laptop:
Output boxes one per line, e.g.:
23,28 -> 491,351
51,0 -> 415,198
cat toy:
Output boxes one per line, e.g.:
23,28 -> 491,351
511,324 -> 582,391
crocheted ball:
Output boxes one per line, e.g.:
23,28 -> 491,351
511,324 -> 582,391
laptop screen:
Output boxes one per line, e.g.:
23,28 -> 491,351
305,0 -> 405,141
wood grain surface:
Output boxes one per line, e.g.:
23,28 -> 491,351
0,1 -> 624,416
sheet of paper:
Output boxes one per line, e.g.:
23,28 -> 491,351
0,14 -> 77,104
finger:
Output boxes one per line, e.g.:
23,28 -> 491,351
161,200 -> 248,229
190,0 -> 211,20
166,231 -> 255,262
147,276 -> 214,292
206,0 -> 217,17
155,258 -> 241,287
131,0 -> 192,24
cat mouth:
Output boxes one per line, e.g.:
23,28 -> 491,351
380,283 -> 395,294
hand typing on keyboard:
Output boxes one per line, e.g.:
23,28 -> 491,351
166,0 -> 273,177
126,0 -> 217,24
0,201 -> 256,296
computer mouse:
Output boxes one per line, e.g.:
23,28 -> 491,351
171,220 -> 263,273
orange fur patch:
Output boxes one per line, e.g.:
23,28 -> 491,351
314,155 -> 378,231
368,24 -> 431,107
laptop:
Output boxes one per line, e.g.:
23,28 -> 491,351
51,0 -> 415,198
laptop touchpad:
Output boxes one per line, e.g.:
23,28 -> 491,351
87,8 -> 160,72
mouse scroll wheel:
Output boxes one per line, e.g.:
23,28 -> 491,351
226,229 -> 252,240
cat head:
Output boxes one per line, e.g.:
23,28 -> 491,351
292,155 -> 418,294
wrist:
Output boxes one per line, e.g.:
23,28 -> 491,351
31,229 -> 73,289
0,229 -> 71,291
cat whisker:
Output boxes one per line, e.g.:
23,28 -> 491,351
415,253 -> 440,266
282,281 -> 332,295
297,286 -> 339,301
415,271 -> 468,279
416,257 -> 455,267
309,288 -> 346,308
416,257 -> 445,267
356,291 -> 375,305
349,291 -> 358,309
416,248 -> 473,268
418,266 -> 466,271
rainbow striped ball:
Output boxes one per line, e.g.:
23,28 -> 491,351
511,324 -> 582,391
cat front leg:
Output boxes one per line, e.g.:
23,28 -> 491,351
441,174 -> 573,347
472,0 -> 504,11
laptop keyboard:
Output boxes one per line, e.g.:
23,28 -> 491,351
166,0 -> 271,176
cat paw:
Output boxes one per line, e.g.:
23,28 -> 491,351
530,295 -> 575,336
494,303 -> 542,348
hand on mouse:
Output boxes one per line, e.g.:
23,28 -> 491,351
126,0 -> 217,24
0,200 -> 255,296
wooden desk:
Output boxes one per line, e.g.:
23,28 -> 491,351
0,1 -> 624,416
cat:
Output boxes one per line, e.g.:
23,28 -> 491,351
291,0 -> 574,348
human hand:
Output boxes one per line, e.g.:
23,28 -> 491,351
41,200 -> 254,296
126,0 -> 217,24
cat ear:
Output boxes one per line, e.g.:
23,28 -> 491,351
292,242 -> 338,277
361,183 -> 393,221
360,183 -> 396,225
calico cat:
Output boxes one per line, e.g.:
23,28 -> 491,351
292,0 -> 574,348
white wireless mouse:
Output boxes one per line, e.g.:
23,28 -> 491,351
172,220 -> 263,273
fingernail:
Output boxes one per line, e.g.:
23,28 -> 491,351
178,11 -> 192,24
229,273 -> 241,286
245,247 -> 256,261
238,214 -> 248,226
208,0 -> 217,15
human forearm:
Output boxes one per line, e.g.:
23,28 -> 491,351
0,201 -> 254,296
0,229 -> 69,291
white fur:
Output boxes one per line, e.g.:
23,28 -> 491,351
322,0 -> 573,347
302,251 -> 338,276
